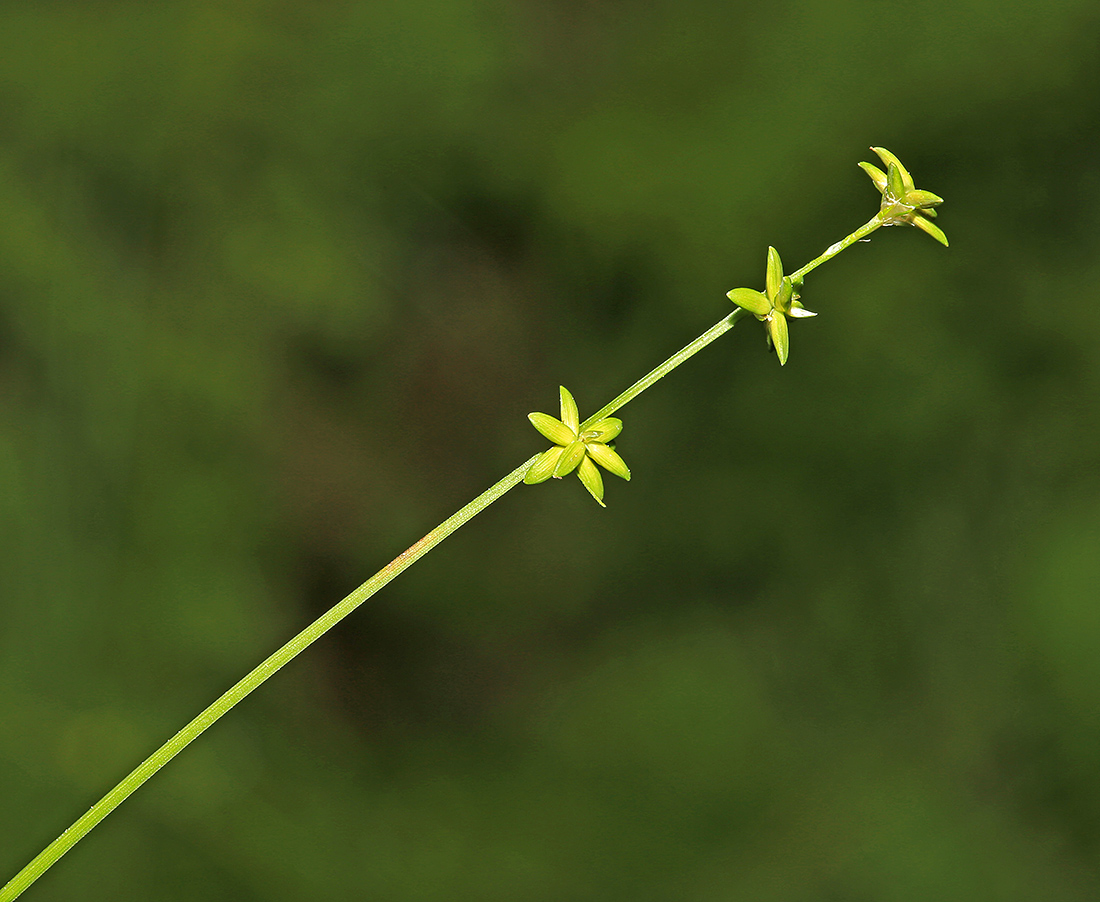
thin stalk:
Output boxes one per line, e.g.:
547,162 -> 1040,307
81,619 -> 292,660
3,210 -> 885,902
583,308 -> 748,428
1,453 -> 539,902
789,215 -> 882,283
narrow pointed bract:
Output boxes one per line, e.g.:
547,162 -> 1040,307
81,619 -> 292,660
766,246 -> 784,297
584,417 -> 623,444
577,456 -> 605,506
525,446 -> 565,484
727,287 -> 771,317
552,440 -> 587,478
529,411 -> 576,446
559,385 -> 580,434
767,308 -> 789,366
586,442 -> 630,482
525,386 -> 632,505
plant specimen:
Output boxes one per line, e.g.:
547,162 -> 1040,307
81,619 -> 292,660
1,147 -> 947,901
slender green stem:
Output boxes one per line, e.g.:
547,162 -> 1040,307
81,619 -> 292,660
3,208 -> 889,902
789,215 -> 882,283
1,309 -> 757,900
0,453 -> 539,902
582,308 -> 748,428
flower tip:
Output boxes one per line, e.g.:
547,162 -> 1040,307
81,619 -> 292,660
912,214 -> 950,247
577,456 -> 606,505
765,246 -> 784,296
870,146 -> 900,167
858,160 -> 888,191
767,313 -> 790,366
558,386 -> 580,433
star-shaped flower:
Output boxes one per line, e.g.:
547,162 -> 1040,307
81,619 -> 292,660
859,146 -> 948,246
524,386 -> 631,507
726,246 -> 816,366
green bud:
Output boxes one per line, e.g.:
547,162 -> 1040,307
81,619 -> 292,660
871,147 -> 914,190
766,246 -> 784,298
774,276 -> 795,313
558,386 -> 580,434
528,412 -> 576,446
553,439 -> 587,478
524,446 -> 564,484
583,417 -> 623,443
586,442 -> 631,481
886,162 -> 907,202
911,214 -> 949,247
577,456 -> 606,507
858,161 -> 888,192
727,287 -> 771,317
768,312 -> 790,366
903,189 -> 943,210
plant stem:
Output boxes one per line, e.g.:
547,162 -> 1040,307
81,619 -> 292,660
1,453 -> 539,902
789,215 -> 882,283
583,308 -> 748,427
2,211 -> 886,902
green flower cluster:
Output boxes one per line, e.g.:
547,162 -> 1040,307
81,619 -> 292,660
726,247 -> 816,366
529,146 -> 947,509
524,386 -> 631,507
860,146 -> 948,246
726,147 -> 946,366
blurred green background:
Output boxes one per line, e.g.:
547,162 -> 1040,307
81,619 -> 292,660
3,1 -> 1100,899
